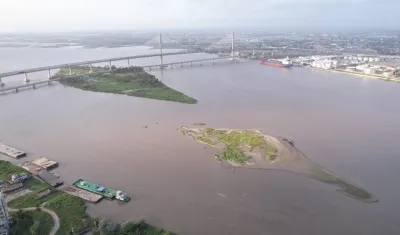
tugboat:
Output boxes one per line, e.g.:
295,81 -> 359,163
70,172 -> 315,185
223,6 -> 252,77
116,190 -> 130,202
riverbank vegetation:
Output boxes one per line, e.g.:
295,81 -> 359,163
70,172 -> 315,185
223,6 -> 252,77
92,219 -> 176,235
4,160 -> 177,234
54,66 -> 197,104
0,160 -> 26,179
45,194 -> 92,235
0,160 -> 48,190
8,191 -> 62,209
10,210 -> 54,235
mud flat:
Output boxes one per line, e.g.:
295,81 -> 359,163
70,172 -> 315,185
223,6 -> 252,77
179,126 -> 378,203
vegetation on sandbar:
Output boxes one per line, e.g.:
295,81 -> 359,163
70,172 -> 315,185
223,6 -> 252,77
54,66 -> 197,104
193,122 -> 206,126
221,146 -> 251,164
181,127 -> 277,165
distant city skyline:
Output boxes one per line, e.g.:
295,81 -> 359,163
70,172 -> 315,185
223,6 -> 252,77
0,0 -> 399,32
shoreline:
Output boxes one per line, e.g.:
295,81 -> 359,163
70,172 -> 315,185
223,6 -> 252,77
309,67 -> 400,83
1,159 -> 177,234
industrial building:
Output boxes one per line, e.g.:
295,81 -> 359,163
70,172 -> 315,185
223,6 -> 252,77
0,193 -> 10,235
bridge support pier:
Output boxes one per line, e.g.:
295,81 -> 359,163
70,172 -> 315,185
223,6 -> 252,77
109,61 -> 112,71
127,59 -> 130,67
0,77 -> 4,87
24,73 -> 30,83
68,66 -> 72,76
47,69 -> 52,80
149,66 -> 152,71
15,87 -> 18,93
89,64 -> 93,74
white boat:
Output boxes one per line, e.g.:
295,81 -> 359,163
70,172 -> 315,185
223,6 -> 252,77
116,190 -> 130,202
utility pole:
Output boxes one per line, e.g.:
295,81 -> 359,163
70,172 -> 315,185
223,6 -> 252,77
159,33 -> 164,69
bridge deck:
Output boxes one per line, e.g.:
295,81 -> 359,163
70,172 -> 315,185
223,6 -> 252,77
0,51 -> 192,78
0,56 -> 234,92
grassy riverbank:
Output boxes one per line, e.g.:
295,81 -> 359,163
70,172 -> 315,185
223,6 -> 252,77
10,210 -> 54,235
55,66 -> 197,104
3,160 -> 176,235
0,160 -> 48,190
45,194 -> 92,235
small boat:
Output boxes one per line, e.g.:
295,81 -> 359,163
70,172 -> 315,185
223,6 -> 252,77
116,190 -> 130,202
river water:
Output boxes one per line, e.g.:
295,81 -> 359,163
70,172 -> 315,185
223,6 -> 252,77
0,46 -> 399,235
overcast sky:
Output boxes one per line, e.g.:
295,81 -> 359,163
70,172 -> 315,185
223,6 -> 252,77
0,0 -> 398,32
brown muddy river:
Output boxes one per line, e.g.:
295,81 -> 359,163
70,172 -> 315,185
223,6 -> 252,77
0,46 -> 399,235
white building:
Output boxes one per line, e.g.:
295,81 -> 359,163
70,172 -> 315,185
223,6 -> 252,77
364,68 -> 375,74
383,72 -> 393,77
356,65 -> 366,71
0,193 -> 10,235
324,63 -> 332,70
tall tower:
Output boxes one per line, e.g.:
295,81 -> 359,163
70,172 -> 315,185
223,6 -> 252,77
231,32 -> 235,58
0,193 -> 10,235
159,33 -> 164,69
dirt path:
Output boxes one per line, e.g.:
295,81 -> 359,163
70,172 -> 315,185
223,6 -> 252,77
8,206 -> 60,235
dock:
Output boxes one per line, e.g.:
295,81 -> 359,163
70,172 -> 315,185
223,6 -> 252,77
34,188 -> 54,200
0,183 -> 23,193
38,171 -> 63,187
31,157 -> 58,170
73,179 -> 116,200
62,186 -> 103,203
0,143 -> 26,158
20,161 -> 42,175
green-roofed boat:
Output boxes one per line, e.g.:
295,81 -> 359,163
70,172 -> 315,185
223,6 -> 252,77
73,179 -> 117,200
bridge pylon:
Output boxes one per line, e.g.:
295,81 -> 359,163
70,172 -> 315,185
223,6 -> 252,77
159,33 -> 164,69
24,73 -> 30,83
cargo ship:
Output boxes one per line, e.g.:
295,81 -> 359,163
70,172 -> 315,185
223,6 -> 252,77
73,179 -> 129,202
260,57 -> 293,68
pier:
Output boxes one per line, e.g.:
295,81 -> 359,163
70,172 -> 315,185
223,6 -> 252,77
38,171 -> 63,187
0,143 -> 26,159
31,157 -> 58,170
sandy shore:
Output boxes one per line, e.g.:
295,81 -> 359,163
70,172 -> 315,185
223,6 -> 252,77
179,126 -> 378,203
